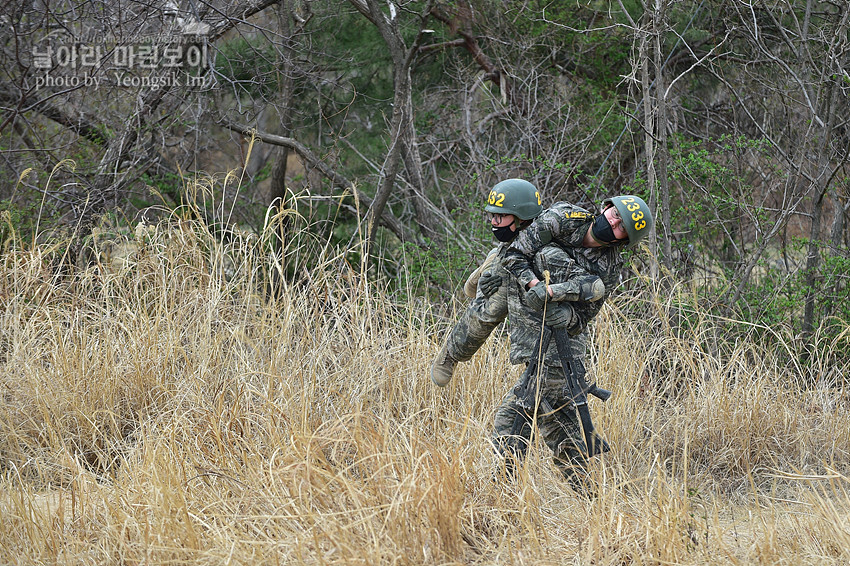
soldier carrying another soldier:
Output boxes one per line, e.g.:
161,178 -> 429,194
430,178 -> 653,496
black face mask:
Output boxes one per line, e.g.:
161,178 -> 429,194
492,224 -> 517,242
591,214 -> 618,245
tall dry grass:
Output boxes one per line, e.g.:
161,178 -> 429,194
1,217 -> 849,565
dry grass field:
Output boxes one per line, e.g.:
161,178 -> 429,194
1,217 -> 849,565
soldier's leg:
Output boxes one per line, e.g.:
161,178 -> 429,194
444,285 -> 507,363
490,389 -> 532,480
432,279 -> 508,386
555,414 -> 598,497
534,403 -> 593,492
536,366 -> 597,497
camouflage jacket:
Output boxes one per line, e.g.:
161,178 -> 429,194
503,201 -> 625,293
447,203 -> 626,368
448,243 -> 591,368
501,201 -> 625,332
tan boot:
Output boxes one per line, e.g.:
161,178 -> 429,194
430,342 -> 457,387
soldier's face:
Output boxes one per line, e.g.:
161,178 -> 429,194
489,213 -> 519,231
603,205 -> 628,241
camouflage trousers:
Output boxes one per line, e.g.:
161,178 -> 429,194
491,363 -> 602,493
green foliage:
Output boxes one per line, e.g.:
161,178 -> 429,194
732,259 -> 806,330
669,232 -> 850,362
216,37 -> 278,97
140,170 -> 183,206
816,251 -> 850,324
315,9 -> 397,110
613,130 -> 849,357
397,204 -> 491,299
510,0 -> 634,92
668,134 -> 773,265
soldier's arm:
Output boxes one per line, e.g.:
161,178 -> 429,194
546,271 -> 606,303
533,244 -> 623,335
566,299 -> 606,336
501,210 -> 559,289
502,208 -> 592,290
522,249 -> 606,315
532,245 -> 606,302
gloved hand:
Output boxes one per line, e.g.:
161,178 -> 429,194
478,271 -> 502,298
543,303 -> 574,329
524,284 -> 549,310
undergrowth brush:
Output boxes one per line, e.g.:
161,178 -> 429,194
1,218 -> 849,564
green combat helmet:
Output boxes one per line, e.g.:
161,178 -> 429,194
605,195 -> 655,249
484,179 -> 543,220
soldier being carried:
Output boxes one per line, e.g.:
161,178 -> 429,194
430,178 -> 654,496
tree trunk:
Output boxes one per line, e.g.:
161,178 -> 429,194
801,5 -> 849,336
267,0 -> 297,294
350,0 -> 440,255
639,10 -> 659,280
367,92 -> 408,255
829,194 -> 847,250
653,0 -> 672,274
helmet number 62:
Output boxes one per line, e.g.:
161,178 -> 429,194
488,191 -> 505,207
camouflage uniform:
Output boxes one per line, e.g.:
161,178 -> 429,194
444,202 -> 624,490
503,201 -> 625,299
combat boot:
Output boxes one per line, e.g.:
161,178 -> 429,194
430,342 -> 457,387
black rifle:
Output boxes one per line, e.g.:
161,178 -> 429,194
551,325 -> 611,457
551,326 -> 612,403
511,324 -> 611,458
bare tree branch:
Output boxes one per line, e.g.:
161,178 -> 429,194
219,118 -> 415,244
